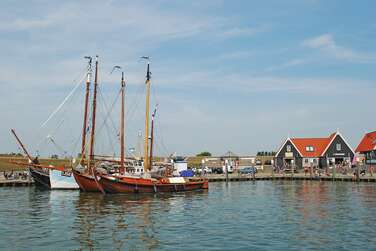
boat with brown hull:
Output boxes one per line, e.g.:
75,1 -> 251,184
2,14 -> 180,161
72,170 -> 100,192
92,58 -> 209,194
98,175 -> 208,194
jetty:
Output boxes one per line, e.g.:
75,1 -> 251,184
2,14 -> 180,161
0,172 -> 34,187
0,179 -> 34,187
206,173 -> 376,183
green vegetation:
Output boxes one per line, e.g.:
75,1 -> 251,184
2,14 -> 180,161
196,151 -> 212,157
0,156 -> 71,172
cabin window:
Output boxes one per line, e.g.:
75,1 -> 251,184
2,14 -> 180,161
336,143 -> 341,151
305,146 -> 314,152
286,145 -> 292,152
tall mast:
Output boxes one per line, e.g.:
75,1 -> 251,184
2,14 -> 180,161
88,56 -> 99,174
120,71 -> 125,174
149,106 -> 157,170
80,57 -> 92,165
10,129 -> 33,161
143,60 -> 151,171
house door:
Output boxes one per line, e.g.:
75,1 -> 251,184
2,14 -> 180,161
284,158 -> 293,168
335,158 -> 344,165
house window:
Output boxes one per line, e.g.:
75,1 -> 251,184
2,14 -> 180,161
313,159 -> 317,164
306,146 -> 314,152
286,145 -> 291,152
336,143 -> 341,151
304,159 -> 309,164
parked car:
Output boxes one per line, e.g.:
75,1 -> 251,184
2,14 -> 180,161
222,165 -> 234,173
203,167 -> 212,174
239,166 -> 257,175
212,167 -> 223,174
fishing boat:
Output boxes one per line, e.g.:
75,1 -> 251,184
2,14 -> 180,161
97,59 -> 209,194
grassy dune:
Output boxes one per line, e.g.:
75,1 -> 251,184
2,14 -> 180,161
0,157 -> 71,172
0,155 -> 272,171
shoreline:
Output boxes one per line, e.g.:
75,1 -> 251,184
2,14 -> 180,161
1,173 -> 375,187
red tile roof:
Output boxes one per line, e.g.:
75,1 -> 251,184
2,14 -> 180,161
290,132 -> 337,157
355,131 -> 376,153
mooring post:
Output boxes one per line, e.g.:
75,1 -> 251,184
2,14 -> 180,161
291,158 -> 294,179
370,165 -> 373,177
225,162 -> 229,184
356,165 -> 360,182
332,165 -> 336,181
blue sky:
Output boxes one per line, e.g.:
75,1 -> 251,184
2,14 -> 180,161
0,0 -> 375,157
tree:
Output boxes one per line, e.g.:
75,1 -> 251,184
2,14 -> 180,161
196,151 -> 212,157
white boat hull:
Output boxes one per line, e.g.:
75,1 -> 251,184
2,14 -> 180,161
50,170 -> 79,189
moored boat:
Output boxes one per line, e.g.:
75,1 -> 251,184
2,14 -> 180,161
96,58 -> 209,194
10,129 -> 79,190
72,55 -> 101,192
72,169 -> 99,192
98,175 -> 208,194
28,165 -> 50,189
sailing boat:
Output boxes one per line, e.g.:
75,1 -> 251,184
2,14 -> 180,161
97,60 -> 209,193
72,55 -> 103,192
10,128 -> 79,189
8,57 -> 99,190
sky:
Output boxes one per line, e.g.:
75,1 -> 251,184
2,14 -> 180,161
0,0 -> 375,157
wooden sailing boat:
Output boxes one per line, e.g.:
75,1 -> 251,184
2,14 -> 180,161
97,60 -> 208,193
72,56 -> 103,192
10,129 -> 79,189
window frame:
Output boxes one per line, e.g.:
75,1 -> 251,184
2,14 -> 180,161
336,143 -> 342,151
286,145 -> 292,152
305,146 -> 314,152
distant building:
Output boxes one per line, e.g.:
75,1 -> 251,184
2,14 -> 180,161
355,131 -> 376,166
172,156 -> 188,175
274,131 -> 354,169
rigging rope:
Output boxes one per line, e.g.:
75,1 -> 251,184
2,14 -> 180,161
96,87 -> 120,139
40,72 -> 86,128
96,87 -> 120,155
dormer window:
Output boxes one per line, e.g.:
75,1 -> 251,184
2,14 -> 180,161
286,145 -> 292,152
306,146 -> 314,152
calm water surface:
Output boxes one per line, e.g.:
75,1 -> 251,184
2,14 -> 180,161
1,181 -> 376,251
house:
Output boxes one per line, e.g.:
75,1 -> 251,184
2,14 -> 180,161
355,131 -> 376,166
274,131 -> 354,169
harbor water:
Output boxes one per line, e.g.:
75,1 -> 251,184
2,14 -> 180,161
0,181 -> 375,250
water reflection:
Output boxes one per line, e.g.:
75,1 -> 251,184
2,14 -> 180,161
1,182 -> 375,250
72,191 -> 208,250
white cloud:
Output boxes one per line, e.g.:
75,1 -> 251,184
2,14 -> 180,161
219,26 -> 265,38
265,58 -> 308,72
303,33 -> 376,62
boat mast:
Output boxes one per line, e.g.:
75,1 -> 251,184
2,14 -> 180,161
143,58 -> 151,171
149,106 -> 157,170
80,56 -> 92,165
88,56 -> 99,174
120,71 -> 126,174
10,129 -> 33,161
